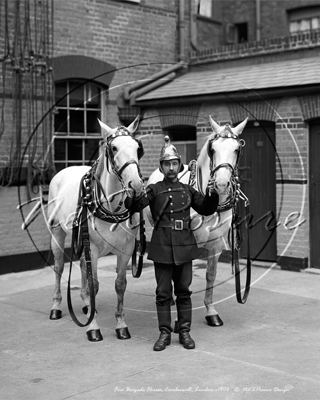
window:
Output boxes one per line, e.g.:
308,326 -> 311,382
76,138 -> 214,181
54,80 -> 105,172
164,125 -> 197,164
196,0 -> 221,20
288,6 -> 320,34
197,0 -> 212,18
226,22 -> 248,44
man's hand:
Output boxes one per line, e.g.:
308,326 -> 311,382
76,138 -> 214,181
206,177 -> 215,196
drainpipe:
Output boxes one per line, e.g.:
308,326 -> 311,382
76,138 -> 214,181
123,61 -> 186,101
256,0 -> 261,41
178,0 -> 185,61
129,72 -> 177,105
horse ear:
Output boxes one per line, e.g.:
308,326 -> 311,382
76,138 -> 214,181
209,115 -> 222,133
98,119 -> 117,138
233,117 -> 248,136
127,115 -> 140,134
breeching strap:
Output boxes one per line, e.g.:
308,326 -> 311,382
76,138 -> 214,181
232,204 -> 252,304
67,180 -> 96,327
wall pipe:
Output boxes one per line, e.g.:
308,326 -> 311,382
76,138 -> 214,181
256,0 -> 261,41
129,72 -> 177,105
123,61 -> 186,101
178,0 -> 185,61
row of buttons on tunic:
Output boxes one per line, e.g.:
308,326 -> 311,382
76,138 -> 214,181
167,187 -> 187,216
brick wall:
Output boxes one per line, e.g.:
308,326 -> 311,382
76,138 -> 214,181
53,0 -> 180,113
0,187 -> 51,256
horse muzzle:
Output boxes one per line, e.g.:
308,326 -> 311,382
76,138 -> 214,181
213,180 -> 230,195
128,181 -> 145,198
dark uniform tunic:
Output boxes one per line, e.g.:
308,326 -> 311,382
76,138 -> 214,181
130,177 -> 219,265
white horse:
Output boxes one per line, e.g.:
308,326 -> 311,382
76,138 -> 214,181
147,116 -> 248,327
47,116 -> 145,341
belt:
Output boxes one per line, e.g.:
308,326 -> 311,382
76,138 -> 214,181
157,220 -> 189,230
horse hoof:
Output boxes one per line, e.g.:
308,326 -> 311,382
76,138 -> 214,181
173,321 -> 179,334
82,306 -> 97,315
86,329 -> 103,342
205,315 -> 224,327
49,310 -> 62,320
115,327 -> 131,340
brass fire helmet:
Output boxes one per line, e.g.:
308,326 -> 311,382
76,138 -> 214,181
159,135 -> 182,173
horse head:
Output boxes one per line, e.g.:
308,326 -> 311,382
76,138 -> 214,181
97,116 -> 145,198
203,116 -> 248,196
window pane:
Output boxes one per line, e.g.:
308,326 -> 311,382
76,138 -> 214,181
86,85 -> 101,109
85,139 -> 101,163
55,163 -> 66,173
67,139 -> 82,160
199,0 -> 212,17
290,21 -> 299,33
70,110 -> 84,133
69,82 -> 84,107
54,109 -> 68,133
67,162 -> 83,167
312,17 -> 320,29
55,82 -> 67,106
54,139 -> 66,160
87,111 -> 101,134
300,19 -> 311,31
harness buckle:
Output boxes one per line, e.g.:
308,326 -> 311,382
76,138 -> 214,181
174,220 -> 183,230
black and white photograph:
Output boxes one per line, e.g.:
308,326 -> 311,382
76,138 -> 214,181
0,0 -> 319,399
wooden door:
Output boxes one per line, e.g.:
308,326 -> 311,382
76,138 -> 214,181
238,121 -> 277,261
309,121 -> 320,268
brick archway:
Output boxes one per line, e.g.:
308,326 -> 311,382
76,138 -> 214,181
52,55 -> 115,87
229,99 -> 280,123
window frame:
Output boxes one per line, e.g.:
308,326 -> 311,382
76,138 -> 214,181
288,6 -> 320,34
53,79 -> 106,171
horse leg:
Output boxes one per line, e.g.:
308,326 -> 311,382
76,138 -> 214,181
78,248 -> 102,342
80,248 -> 103,342
114,253 -> 131,340
204,253 -> 224,327
49,227 -> 66,320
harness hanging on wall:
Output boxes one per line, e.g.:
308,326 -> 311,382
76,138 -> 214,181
0,0 -> 54,195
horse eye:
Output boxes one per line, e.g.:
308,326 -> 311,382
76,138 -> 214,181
112,146 -> 117,153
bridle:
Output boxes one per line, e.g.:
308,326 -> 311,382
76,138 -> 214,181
104,126 -> 144,196
207,125 -> 247,212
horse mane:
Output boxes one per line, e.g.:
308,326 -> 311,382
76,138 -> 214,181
196,132 -> 216,195
94,140 -> 107,178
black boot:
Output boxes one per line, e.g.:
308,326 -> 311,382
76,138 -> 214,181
179,331 -> 195,349
153,305 -> 172,351
176,301 -> 195,350
153,330 -> 171,351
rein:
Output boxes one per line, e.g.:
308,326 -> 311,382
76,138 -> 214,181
231,192 -> 251,304
131,209 -> 146,278
67,175 -> 96,327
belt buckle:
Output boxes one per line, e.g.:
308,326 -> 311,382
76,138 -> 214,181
174,220 -> 183,230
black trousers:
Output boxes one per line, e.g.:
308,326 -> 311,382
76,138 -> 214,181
154,261 -> 192,307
